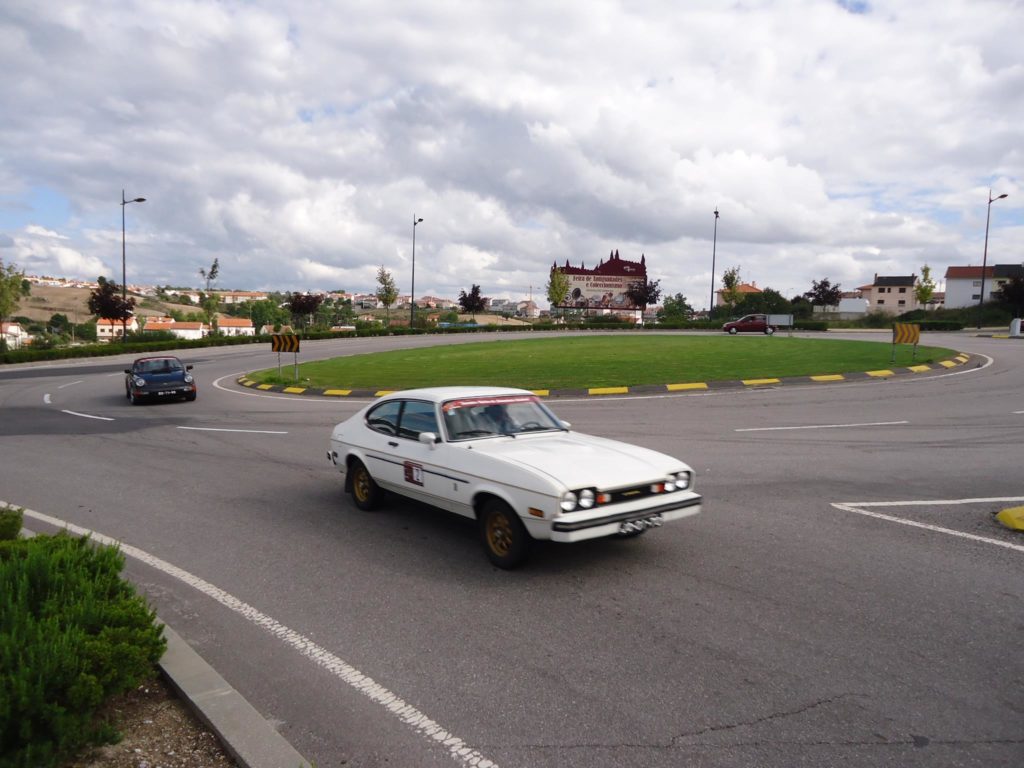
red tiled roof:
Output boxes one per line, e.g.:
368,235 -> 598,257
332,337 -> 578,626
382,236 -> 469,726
944,266 -> 992,279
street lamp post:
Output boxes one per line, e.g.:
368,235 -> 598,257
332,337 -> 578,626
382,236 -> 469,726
709,208 -> 719,320
121,189 -> 146,341
977,189 -> 1008,329
410,215 -> 423,327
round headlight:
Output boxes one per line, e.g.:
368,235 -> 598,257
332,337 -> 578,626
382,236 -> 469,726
663,476 -> 677,492
132,376 -> 146,387
559,491 -> 578,512
674,471 -> 691,490
578,489 -> 595,508
184,374 -> 194,383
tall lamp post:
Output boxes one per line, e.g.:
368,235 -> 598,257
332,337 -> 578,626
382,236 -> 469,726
977,189 -> 1008,329
709,208 -> 720,319
121,189 -> 146,341
410,215 -> 423,327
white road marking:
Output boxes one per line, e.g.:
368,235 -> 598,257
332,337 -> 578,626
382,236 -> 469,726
1014,410 -> 1024,414
61,409 -> 114,421
11,504 -> 499,768
832,497 -> 1024,554
58,380 -> 83,389
176,426 -> 288,435
44,394 -> 51,404
736,420 -> 908,433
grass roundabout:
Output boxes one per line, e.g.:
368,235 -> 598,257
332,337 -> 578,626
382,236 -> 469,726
247,335 -> 959,391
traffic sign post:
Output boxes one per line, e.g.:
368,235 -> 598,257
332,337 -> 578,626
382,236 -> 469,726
891,322 -> 920,362
271,334 -> 301,382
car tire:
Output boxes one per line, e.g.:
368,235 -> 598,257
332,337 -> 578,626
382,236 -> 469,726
764,327 -> 775,335
129,390 -> 140,405
479,499 -> 531,569
185,393 -> 197,402
350,459 -> 382,511
728,327 -> 737,334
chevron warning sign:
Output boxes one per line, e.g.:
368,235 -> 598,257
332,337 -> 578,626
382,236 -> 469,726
892,323 -> 920,345
272,334 -> 300,353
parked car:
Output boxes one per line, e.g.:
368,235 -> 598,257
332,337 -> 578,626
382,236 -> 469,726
328,387 -> 702,568
124,356 -> 197,404
722,313 -> 775,334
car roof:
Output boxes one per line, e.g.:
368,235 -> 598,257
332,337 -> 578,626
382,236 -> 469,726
377,386 -> 534,404
133,355 -> 182,362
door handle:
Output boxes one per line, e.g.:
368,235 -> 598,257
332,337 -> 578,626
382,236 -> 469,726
388,441 -> 399,447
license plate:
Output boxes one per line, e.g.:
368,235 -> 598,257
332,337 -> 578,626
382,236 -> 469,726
619,514 -> 664,534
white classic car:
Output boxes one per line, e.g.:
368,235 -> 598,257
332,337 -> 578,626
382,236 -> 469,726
327,386 -> 702,568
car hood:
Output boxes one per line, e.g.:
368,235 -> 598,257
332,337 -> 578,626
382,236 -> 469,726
464,432 -> 683,489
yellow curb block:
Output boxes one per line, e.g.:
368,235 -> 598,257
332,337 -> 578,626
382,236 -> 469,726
283,387 -> 306,394
588,386 -> 629,395
531,389 -> 550,397
810,374 -> 845,382
908,365 -> 932,373
323,389 -> 352,396
257,384 -> 275,390
866,370 -> 894,377
742,378 -> 780,386
667,382 -> 708,391
955,354 -> 969,363
996,507 -> 1024,531
374,390 -> 396,397
939,360 -> 957,368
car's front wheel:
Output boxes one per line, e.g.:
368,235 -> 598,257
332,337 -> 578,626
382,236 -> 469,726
349,459 -> 382,511
129,390 -> 140,405
479,499 -> 531,569
728,327 -> 738,334
764,326 -> 775,335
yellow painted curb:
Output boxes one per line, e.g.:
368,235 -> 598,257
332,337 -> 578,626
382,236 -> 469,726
667,382 -> 709,391
996,507 -> 1024,531
908,365 -> 932,373
283,387 -> 306,394
374,390 -> 395,397
939,360 -> 957,368
866,370 -> 894,377
531,389 -> 550,397
257,384 -> 275,390
589,386 -> 629,395
742,378 -> 780,386
323,389 -> 352,396
955,354 -> 969,363
810,374 -> 844,382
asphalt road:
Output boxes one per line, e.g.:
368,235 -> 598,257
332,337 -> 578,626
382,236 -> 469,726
1,331 -> 1021,768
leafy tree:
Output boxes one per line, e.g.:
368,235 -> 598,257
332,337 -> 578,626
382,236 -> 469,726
546,268 -> 570,315
915,265 -> 936,307
458,284 -> 488,318
657,293 -> 694,322
1,259 -> 28,334
998,276 -> 1024,318
20,278 -> 31,296
49,313 -> 70,335
626,278 -> 662,310
198,258 -> 220,292
375,265 -> 398,323
804,278 -> 842,307
74,321 -> 98,342
789,295 -> 814,319
200,292 -> 220,334
734,287 -> 792,315
235,299 -> 288,332
88,276 -> 136,337
287,293 -> 324,329
720,267 -> 742,311
439,309 -> 460,324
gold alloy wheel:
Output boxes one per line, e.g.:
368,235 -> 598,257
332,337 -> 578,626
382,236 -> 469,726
486,511 -> 513,556
353,468 -> 372,502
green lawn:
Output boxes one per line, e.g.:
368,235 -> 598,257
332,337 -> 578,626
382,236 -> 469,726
248,335 -> 958,390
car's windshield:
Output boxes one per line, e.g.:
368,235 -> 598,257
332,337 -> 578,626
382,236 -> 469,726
442,395 -> 563,440
138,359 -> 183,374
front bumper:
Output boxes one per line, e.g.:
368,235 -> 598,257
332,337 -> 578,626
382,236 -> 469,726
548,493 -> 702,542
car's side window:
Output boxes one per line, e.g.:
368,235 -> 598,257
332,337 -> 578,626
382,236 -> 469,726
366,400 -> 402,436
397,400 -> 439,440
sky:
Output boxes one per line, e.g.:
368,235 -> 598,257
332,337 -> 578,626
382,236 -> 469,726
1,0 -> 1022,310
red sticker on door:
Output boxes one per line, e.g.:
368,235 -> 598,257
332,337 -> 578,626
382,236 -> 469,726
404,461 -> 424,486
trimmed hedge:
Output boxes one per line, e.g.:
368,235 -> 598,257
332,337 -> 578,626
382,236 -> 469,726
0,534 -> 166,768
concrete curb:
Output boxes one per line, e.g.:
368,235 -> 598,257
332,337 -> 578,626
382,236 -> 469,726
159,624 -> 311,768
236,352 -> 976,400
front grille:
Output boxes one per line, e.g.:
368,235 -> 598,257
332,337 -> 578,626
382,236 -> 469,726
605,482 -> 661,504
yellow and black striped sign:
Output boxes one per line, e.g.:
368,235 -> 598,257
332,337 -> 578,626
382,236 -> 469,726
271,334 -> 300,353
892,323 -> 920,345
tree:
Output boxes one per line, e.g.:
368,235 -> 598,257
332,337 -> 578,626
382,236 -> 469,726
458,284 -> 488,318
546,268 -> 571,316
915,265 -> 936,308
244,299 -> 290,332
88,276 -> 135,333
804,278 -> 842,307
734,287 -> 792,315
375,266 -> 398,323
998,276 -> 1024,318
657,293 -> 694,322
0,259 -> 28,336
198,258 -> 220,293
286,293 -> 324,329
626,278 -> 662,310
720,267 -> 742,311
200,292 -> 220,334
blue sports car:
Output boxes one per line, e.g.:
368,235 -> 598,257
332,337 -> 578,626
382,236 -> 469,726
124,355 -> 197,404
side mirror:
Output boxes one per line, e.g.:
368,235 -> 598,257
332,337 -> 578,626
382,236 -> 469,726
560,420 -> 571,430
419,432 -> 440,445
123,369 -> 131,374
186,364 -> 194,371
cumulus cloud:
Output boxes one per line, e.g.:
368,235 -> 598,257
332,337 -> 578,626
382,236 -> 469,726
0,0 -> 1020,308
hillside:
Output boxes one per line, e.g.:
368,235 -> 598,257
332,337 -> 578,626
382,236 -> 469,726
12,285 -> 194,323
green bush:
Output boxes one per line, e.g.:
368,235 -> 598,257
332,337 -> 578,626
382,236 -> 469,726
0,506 -> 22,540
0,534 -> 166,768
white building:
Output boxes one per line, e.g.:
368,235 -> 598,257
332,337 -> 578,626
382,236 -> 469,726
95,317 -> 139,342
944,264 -> 1023,308
1,321 -> 29,349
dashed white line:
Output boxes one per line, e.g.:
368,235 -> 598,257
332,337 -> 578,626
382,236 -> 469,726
11,504 -> 499,768
61,409 -> 114,421
736,420 -> 908,432
176,426 -> 288,435
58,380 -> 83,389
832,497 -> 1024,553
43,394 -> 52,404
